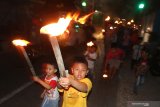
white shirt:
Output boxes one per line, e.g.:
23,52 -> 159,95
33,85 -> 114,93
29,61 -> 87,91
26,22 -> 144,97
44,76 -> 59,100
84,51 -> 97,69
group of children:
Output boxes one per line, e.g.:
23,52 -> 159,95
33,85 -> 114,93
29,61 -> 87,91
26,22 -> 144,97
33,56 -> 93,107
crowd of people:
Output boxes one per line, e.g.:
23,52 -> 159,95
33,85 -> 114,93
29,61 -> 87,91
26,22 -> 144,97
31,22 -> 151,107
103,25 -> 149,94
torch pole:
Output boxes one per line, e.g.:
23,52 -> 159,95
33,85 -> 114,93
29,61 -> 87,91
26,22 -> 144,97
19,46 -> 36,76
49,36 -> 66,77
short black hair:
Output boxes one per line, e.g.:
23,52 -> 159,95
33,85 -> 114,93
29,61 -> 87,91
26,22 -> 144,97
41,60 -> 57,68
71,56 -> 88,67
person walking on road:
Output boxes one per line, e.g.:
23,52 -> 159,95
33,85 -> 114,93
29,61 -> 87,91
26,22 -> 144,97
133,48 -> 149,94
33,62 -> 59,107
58,56 -> 92,107
131,37 -> 143,70
104,43 -> 125,79
84,44 -> 98,81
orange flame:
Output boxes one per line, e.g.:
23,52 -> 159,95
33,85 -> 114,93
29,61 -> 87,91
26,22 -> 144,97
40,12 -> 94,36
77,12 -> 94,24
72,12 -> 80,21
12,39 -> 30,46
40,17 -> 72,36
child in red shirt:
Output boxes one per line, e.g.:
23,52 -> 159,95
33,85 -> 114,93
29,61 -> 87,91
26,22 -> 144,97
104,43 -> 125,78
33,62 -> 59,107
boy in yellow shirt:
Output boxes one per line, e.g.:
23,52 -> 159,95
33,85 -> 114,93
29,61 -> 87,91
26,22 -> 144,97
58,56 -> 92,107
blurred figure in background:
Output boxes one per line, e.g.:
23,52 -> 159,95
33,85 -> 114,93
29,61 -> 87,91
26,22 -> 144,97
104,43 -> 125,79
84,44 -> 98,81
133,47 -> 149,94
131,37 -> 143,71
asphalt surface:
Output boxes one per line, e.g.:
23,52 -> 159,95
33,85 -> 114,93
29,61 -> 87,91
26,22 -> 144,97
0,40 -> 160,107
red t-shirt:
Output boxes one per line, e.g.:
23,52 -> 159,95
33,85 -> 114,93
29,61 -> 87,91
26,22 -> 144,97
106,48 -> 125,60
49,80 -> 57,89
45,76 -> 57,89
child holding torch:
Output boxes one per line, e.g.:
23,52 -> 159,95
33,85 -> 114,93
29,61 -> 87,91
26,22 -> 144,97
33,62 -> 59,107
58,56 -> 92,107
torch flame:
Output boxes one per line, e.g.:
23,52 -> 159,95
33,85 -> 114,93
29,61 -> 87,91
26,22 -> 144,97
72,12 -> 80,21
103,74 -> 108,78
77,12 -> 94,24
40,12 -> 94,36
87,41 -> 94,47
40,17 -> 72,36
66,12 -> 94,24
12,39 -> 30,46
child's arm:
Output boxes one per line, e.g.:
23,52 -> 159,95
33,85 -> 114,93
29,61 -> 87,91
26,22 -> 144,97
33,76 -> 52,90
84,51 -> 88,56
69,76 -> 88,92
59,76 -> 88,93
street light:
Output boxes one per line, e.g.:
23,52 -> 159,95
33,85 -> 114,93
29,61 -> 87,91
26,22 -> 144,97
138,2 -> 145,9
81,1 -> 87,7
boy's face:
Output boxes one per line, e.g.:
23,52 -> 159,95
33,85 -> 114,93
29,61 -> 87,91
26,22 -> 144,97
71,63 -> 88,80
43,64 -> 55,76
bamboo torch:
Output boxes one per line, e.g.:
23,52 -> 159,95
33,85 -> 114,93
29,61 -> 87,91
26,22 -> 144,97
40,18 -> 71,77
12,39 -> 36,76
40,12 -> 94,76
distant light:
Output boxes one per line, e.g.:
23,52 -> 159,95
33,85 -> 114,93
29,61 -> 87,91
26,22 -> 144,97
110,26 -> 113,30
102,29 -> 105,32
127,22 -> 131,25
119,21 -> 122,24
131,19 -> 134,23
138,3 -> 144,9
103,74 -> 108,78
81,1 -> 87,7
87,41 -> 94,47
75,24 -> 79,28
105,16 -> 110,21
95,10 -> 99,13
115,20 -> 118,24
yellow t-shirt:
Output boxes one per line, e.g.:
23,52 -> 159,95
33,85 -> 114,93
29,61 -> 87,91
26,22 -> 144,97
59,78 -> 92,107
